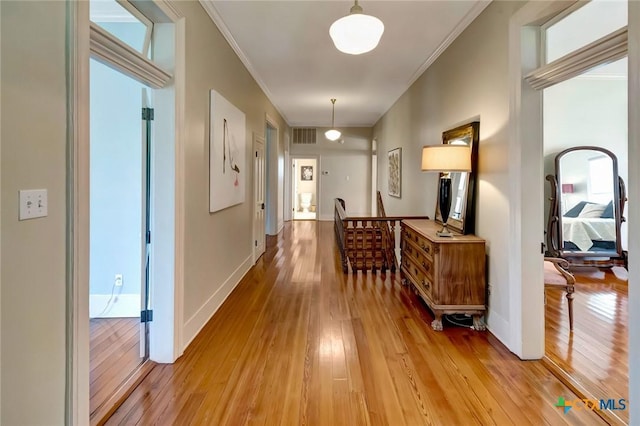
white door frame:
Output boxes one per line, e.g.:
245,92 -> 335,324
290,155 -> 320,220
507,1 -> 576,360
253,133 -> 266,263
628,2 -> 640,419
67,1 -> 185,423
511,1 -> 639,419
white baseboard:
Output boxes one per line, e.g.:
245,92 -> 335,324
182,255 -> 252,350
486,308 -> 510,351
90,293 -> 140,318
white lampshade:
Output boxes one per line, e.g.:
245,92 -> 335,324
325,129 -> 342,141
329,6 -> 384,55
421,145 -> 471,172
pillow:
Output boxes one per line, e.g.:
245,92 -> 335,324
578,203 -> 606,218
564,201 -> 591,218
601,200 -> 614,218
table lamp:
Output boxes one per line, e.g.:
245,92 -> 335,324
421,145 -> 472,236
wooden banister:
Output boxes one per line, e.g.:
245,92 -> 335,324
335,196 -> 429,273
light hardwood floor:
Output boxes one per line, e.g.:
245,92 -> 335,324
90,317 -> 145,422
107,221 -> 602,425
90,317 -> 142,415
545,266 -> 628,424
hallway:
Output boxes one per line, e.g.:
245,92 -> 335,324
107,221 -> 601,425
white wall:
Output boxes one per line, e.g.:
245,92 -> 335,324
290,127 -> 372,220
374,1 -> 525,344
1,1 -> 67,423
89,59 -> 144,313
543,69 -> 628,247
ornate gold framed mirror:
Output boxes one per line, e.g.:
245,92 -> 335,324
434,121 -> 479,234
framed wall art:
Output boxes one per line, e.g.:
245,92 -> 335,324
209,89 -> 246,213
301,166 -> 313,181
388,147 -> 401,198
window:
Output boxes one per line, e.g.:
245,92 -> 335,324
90,0 -> 153,57
545,0 -> 627,63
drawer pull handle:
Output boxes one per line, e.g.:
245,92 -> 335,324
422,280 -> 430,290
422,262 -> 430,271
421,244 -> 430,253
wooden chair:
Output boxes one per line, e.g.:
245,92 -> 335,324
544,257 -> 576,331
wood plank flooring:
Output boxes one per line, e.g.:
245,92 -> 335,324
107,221 -> 603,425
90,317 -> 144,419
545,266 -> 628,424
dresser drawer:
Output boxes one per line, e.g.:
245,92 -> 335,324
403,255 -> 435,299
403,239 -> 434,278
401,219 -> 487,331
402,226 -> 434,257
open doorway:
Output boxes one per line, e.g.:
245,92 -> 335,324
542,57 -> 629,423
538,2 -> 629,422
291,157 -> 318,220
89,57 -> 154,421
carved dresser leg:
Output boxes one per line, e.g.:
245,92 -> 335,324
472,315 -> 486,331
431,314 -> 443,331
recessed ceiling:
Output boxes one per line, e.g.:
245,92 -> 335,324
201,1 -> 490,127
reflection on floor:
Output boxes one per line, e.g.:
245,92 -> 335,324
107,221 -> 603,425
293,211 -> 316,220
545,266 -> 628,424
90,317 -> 142,419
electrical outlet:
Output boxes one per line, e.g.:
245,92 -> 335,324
115,274 -> 123,287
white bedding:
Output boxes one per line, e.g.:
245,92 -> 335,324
562,217 -> 616,251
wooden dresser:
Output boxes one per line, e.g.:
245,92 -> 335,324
400,219 -> 486,331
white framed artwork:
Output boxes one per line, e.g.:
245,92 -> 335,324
209,89 -> 246,212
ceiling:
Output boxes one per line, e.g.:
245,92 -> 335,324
200,1 -> 490,128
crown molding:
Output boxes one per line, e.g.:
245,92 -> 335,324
199,0 -> 291,126
406,0 -> 492,87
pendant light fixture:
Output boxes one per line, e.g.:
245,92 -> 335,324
329,0 -> 384,55
325,98 -> 342,141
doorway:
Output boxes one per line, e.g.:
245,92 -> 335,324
88,57 -> 152,420
254,134 -> 266,262
542,57 -> 629,423
532,2 -> 630,423
291,158 -> 318,220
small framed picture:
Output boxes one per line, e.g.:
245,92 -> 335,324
301,166 -> 313,181
388,148 -> 401,197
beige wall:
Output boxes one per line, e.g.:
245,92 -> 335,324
290,127 -> 372,219
1,0 -> 290,420
179,1 -> 288,343
374,1 -> 524,341
1,1 -> 68,424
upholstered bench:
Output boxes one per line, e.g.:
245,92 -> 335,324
544,257 -> 576,330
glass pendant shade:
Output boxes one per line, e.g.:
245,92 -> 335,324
325,129 -> 342,141
330,3 -> 384,55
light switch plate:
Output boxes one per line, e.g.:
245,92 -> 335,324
19,189 -> 48,220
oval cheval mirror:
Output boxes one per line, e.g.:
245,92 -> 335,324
435,121 -> 480,234
546,146 -> 628,268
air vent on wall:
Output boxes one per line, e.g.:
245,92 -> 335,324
292,128 -> 317,145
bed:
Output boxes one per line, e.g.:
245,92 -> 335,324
561,200 -> 616,252
562,216 -> 616,251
